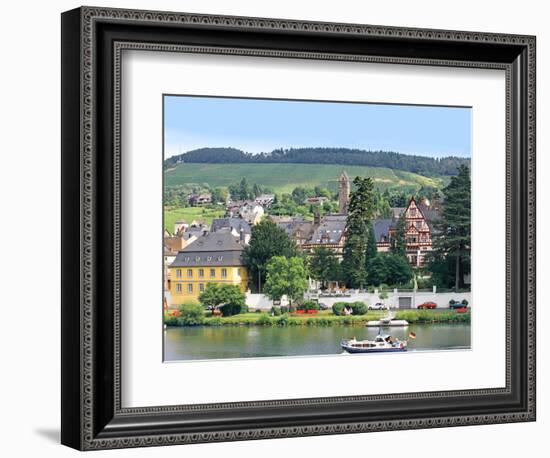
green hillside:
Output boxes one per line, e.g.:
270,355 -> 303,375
164,206 -> 226,232
164,163 -> 447,195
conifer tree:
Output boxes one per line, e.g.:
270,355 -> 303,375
341,176 -> 375,289
430,165 -> 471,289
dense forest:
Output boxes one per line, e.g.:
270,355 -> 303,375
164,147 -> 470,176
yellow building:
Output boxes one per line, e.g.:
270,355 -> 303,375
168,230 -> 248,305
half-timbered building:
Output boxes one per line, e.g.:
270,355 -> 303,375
373,197 -> 439,267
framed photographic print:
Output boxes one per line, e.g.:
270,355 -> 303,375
61,6 -> 536,450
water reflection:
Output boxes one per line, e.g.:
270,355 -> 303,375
164,324 -> 471,362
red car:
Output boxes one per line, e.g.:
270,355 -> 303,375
417,301 -> 437,310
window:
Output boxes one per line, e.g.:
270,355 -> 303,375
187,269 -> 193,278
198,268 -> 204,278
176,269 -> 182,278
187,283 -> 193,293
210,268 -> 215,278
237,268 -> 241,276
221,268 -> 227,278
176,283 -> 182,293
199,283 -> 205,293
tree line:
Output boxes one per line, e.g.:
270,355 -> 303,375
164,147 -> 470,176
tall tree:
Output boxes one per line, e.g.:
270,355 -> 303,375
264,256 -> 309,306
309,246 -> 341,290
366,254 -> 390,286
252,183 -> 263,198
366,253 -> 412,287
391,211 -> 407,256
242,219 -> 298,292
365,221 -> 378,270
430,165 -> 471,290
378,199 -> 392,219
341,176 -> 375,289
238,177 -> 251,200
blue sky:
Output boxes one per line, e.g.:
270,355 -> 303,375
164,95 -> 471,159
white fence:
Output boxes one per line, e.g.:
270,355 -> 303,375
246,290 -> 472,310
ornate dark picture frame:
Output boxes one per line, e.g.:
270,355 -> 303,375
61,6 -> 536,451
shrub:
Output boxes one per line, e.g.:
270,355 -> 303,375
314,317 -> 332,326
271,306 -> 282,316
256,313 -> 273,326
306,317 -> 317,326
199,283 -> 246,314
332,302 -> 352,316
164,314 -> 179,326
207,317 -> 223,326
177,302 -> 205,325
280,306 -> 289,314
275,313 -> 290,326
350,301 -> 368,315
341,316 -> 356,325
461,299 -> 469,306
298,300 -> 320,311
219,302 -> 248,317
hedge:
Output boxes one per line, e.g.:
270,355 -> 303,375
297,300 -> 320,311
219,302 -> 248,317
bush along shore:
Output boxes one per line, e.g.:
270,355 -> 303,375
164,305 -> 470,327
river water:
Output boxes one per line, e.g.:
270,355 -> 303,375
164,323 -> 471,361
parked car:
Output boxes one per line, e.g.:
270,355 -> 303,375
417,301 -> 437,309
318,302 -> 329,311
449,301 -> 469,310
368,302 -> 387,310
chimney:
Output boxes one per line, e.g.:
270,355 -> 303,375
314,211 -> 321,225
239,227 -> 245,243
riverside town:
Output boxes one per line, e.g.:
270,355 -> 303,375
162,96 -> 472,361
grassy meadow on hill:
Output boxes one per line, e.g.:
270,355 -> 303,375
164,162 -> 448,195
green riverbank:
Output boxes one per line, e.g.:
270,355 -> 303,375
165,309 -> 470,327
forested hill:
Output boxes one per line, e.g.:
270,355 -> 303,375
164,147 -> 469,176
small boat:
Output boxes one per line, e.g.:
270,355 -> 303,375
366,311 -> 409,327
341,333 -> 407,353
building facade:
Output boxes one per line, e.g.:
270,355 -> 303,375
302,214 -> 347,257
373,197 -> 439,267
270,215 -> 314,247
168,231 -> 248,305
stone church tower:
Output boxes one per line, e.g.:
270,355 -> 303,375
338,171 -> 350,214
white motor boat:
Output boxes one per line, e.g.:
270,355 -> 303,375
341,333 -> 407,353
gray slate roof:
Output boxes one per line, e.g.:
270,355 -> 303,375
211,217 -> 251,235
169,232 -> 245,267
418,204 -> 440,223
273,216 -> 312,237
372,218 -> 394,242
308,214 -> 346,244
